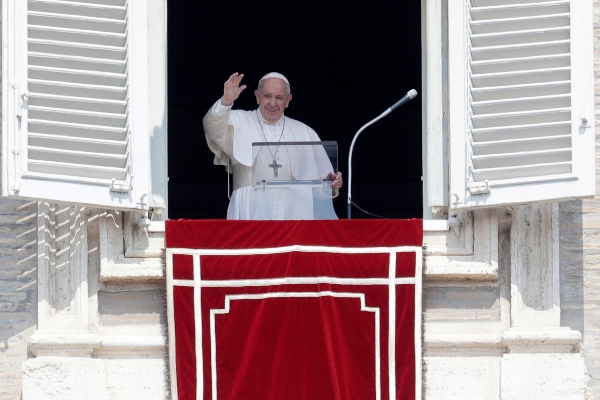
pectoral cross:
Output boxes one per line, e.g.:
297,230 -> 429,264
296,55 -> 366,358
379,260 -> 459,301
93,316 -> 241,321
269,159 -> 282,177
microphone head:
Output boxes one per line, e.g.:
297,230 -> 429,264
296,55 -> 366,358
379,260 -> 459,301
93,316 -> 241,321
407,89 -> 418,99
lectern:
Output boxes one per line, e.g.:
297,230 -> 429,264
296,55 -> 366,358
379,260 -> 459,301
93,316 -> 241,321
251,141 -> 338,220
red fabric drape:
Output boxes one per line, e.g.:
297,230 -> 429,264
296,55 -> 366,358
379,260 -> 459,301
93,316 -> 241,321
167,219 -> 422,400
166,219 -> 422,249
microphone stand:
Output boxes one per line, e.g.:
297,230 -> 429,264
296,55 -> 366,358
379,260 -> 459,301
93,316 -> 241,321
347,90 -> 418,219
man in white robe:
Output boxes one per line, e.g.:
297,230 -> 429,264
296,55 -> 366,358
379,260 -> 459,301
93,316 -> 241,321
203,72 -> 343,220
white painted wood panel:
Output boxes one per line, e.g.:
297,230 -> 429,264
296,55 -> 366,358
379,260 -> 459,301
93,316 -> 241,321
449,0 -> 595,210
2,0 -> 153,210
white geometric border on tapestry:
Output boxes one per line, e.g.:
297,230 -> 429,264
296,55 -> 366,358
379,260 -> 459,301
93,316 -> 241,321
166,245 -> 423,400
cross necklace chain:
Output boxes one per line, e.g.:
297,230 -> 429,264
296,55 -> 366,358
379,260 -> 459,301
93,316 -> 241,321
256,110 -> 286,177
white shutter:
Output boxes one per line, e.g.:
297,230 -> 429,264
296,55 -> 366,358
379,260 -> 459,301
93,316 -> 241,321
448,0 -> 595,210
2,0 -> 152,210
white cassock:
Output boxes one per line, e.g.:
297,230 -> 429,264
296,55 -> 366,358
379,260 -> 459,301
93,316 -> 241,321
203,99 -> 338,220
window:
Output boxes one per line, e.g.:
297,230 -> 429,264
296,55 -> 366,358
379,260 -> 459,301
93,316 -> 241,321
167,2 -> 423,220
4,0 -> 593,217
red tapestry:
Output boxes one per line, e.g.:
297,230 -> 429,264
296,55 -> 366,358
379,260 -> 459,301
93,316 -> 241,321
166,220 -> 423,400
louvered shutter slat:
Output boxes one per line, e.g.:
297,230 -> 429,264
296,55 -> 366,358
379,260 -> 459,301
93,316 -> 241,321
29,80 -> 126,100
472,94 -> 570,114
472,3 -> 569,20
472,81 -> 570,102
472,163 -> 572,182
28,106 -> 127,127
29,26 -> 126,47
472,27 -> 570,47
28,13 -> 126,33
28,133 -> 127,154
28,120 -> 127,141
29,39 -> 126,60
29,67 -> 126,86
472,135 -> 571,155
471,108 -> 571,129
28,161 -> 127,180
472,54 -> 570,74
473,148 -> 572,169
29,145 -> 127,166
472,67 -> 570,87
472,122 -> 570,142
65,0 -> 126,7
29,0 -> 127,20
29,93 -> 127,113
29,54 -> 126,74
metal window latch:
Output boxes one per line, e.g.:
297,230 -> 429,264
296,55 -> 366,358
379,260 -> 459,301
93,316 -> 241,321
580,112 -> 590,128
469,179 -> 490,195
110,176 -> 132,193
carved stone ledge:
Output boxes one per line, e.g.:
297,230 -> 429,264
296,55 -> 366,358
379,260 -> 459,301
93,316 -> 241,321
100,257 -> 164,282
425,333 -> 504,355
503,328 -> 581,353
28,331 -> 168,358
423,328 -> 582,356
29,331 -> 102,357
424,259 -> 498,281
95,335 -> 167,358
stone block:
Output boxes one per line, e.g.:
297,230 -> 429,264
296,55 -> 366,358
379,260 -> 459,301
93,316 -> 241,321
500,353 -> 584,400
22,358 -> 106,400
424,356 -> 500,399
105,359 -> 168,400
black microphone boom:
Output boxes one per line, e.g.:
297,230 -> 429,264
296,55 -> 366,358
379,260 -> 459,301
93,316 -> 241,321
347,89 -> 418,219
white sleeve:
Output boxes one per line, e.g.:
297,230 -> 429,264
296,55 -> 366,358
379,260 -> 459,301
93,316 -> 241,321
213,99 -> 233,115
203,100 -> 234,168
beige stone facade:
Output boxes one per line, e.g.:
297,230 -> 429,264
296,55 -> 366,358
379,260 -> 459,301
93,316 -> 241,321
1,1 -> 600,399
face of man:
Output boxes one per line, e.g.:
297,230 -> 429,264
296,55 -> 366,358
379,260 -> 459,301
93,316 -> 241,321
254,78 -> 292,123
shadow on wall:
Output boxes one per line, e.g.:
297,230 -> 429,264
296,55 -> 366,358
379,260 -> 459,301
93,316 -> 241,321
0,200 -> 38,398
559,200 -> 584,336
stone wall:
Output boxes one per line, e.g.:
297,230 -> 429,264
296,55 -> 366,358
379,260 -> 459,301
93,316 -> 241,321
0,1 -> 599,399
0,200 -> 38,400
556,1 -> 600,398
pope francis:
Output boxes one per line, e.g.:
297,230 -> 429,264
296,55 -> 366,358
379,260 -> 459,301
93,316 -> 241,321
203,72 -> 343,220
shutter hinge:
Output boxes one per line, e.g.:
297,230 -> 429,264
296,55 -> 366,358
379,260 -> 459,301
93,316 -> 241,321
110,176 -> 132,193
16,91 -> 29,120
468,179 -> 490,195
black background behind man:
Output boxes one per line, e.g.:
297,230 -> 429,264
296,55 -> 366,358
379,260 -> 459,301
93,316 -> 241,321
168,2 -> 422,219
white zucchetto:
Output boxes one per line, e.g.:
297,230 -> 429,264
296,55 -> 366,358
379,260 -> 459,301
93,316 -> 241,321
258,72 -> 290,91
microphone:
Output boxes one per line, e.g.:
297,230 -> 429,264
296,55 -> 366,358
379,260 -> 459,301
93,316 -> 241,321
347,88 -> 418,219
389,89 -> 418,111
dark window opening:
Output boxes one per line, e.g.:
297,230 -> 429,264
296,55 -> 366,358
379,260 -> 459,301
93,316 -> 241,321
168,2 -> 422,219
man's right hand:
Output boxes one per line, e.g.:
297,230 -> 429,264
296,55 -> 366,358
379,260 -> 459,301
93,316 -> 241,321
221,72 -> 247,106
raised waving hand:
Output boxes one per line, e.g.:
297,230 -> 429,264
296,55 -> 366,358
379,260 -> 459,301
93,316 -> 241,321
221,72 -> 247,106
